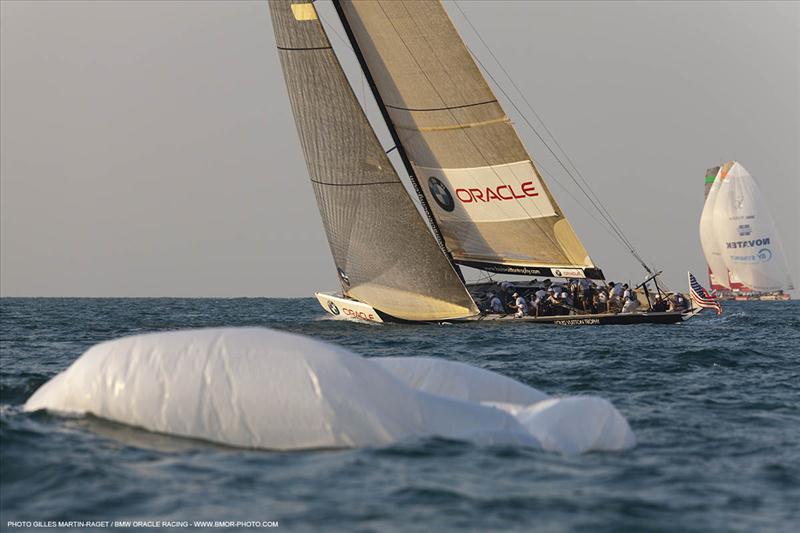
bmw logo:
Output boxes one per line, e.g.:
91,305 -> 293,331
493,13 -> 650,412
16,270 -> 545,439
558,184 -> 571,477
428,176 -> 455,212
337,267 -> 350,287
327,301 -> 340,315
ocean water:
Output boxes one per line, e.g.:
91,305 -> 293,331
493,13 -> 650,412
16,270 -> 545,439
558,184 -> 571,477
1,298 -> 798,532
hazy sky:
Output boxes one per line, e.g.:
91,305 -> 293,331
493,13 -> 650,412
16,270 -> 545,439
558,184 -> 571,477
1,1 -> 798,297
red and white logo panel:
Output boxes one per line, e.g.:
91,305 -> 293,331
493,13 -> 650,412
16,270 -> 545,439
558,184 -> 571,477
416,160 -> 557,223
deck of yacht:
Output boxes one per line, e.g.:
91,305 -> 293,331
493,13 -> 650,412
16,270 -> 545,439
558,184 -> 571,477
460,310 -> 686,325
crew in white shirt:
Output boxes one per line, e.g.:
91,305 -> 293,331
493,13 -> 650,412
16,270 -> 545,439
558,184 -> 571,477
621,287 -> 640,313
512,292 -> 528,318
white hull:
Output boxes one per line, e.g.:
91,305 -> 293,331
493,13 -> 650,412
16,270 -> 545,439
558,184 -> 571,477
315,292 -> 384,324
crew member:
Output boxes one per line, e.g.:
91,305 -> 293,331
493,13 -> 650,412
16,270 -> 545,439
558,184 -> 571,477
487,292 -> 504,313
607,282 -> 624,312
548,290 -> 565,315
511,292 -> 528,318
531,287 -> 547,317
669,292 -> 689,312
581,280 -> 594,313
595,289 -> 608,313
621,286 -> 640,313
652,296 -> 668,312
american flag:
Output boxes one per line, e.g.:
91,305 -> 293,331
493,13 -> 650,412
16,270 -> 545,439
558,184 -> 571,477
689,272 -> 722,315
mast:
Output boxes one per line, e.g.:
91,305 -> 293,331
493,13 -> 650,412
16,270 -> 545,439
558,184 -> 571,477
332,0 -> 461,279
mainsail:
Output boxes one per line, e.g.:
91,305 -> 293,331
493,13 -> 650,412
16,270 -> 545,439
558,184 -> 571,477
710,162 -> 793,292
699,164 -> 731,290
335,0 -> 601,279
269,0 -> 478,320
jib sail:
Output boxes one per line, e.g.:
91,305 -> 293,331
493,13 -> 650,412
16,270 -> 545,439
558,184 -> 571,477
269,0 -> 478,320
335,0 -> 600,279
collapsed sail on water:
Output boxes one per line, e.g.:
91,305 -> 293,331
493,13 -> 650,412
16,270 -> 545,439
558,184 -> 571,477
336,0 -> 601,279
709,162 -> 793,292
269,0 -> 478,320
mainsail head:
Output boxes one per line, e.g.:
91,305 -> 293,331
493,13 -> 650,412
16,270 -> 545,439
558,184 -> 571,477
336,0 -> 600,279
269,0 -> 478,320
711,162 -> 794,292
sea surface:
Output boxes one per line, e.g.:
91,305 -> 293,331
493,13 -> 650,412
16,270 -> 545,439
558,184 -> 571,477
1,298 -> 798,532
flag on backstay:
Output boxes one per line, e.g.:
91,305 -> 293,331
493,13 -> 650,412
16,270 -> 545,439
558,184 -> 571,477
688,272 -> 722,315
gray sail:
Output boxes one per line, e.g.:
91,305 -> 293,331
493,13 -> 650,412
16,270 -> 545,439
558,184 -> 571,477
336,0 -> 600,279
269,0 -> 478,321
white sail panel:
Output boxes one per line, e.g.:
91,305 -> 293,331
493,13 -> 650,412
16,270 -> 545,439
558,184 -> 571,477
711,162 -> 794,292
709,269 -> 727,289
727,268 -> 752,291
417,161 -> 556,223
699,164 -> 731,289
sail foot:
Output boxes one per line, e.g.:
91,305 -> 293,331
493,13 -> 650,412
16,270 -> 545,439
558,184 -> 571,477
457,260 -> 605,280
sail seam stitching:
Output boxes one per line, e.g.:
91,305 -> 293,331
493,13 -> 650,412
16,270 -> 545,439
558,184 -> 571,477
310,179 -> 400,187
384,100 -> 498,112
276,46 -> 333,51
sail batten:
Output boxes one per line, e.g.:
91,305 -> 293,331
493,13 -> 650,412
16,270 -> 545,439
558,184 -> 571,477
337,0 -> 597,275
270,0 -> 478,321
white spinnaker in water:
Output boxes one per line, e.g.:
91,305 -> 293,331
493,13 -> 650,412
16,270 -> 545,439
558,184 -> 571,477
711,162 -> 794,292
373,357 -> 550,405
699,166 -> 730,289
24,328 -> 635,454
375,357 -> 633,454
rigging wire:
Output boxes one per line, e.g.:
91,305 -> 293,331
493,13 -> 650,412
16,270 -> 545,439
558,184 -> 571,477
376,1 -> 572,264
455,2 -> 632,244
321,1 -> 580,266
535,159 -> 631,250
318,12 -> 394,153
451,0 -> 653,275
323,1 -> 649,282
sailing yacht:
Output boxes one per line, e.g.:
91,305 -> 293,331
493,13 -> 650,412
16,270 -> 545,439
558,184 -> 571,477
700,162 -> 793,301
269,0 -> 695,325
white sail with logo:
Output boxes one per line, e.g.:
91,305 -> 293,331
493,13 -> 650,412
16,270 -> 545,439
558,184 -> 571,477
699,164 -> 731,289
710,162 -> 793,292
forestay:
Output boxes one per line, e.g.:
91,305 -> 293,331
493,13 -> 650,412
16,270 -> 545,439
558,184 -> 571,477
269,0 -> 478,320
336,0 -> 600,278
711,162 -> 793,292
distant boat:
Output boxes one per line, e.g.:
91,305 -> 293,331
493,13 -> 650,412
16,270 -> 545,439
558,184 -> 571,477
699,162 -> 793,301
268,0 -> 695,325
